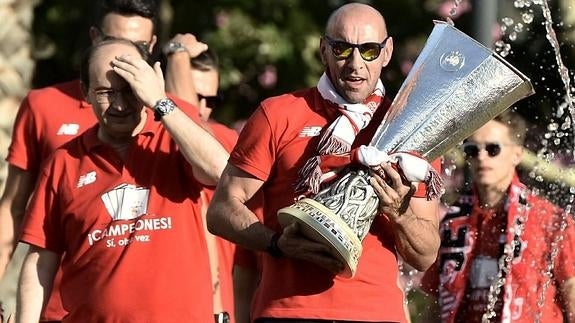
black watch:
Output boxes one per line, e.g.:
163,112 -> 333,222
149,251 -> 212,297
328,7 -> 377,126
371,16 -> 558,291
153,98 -> 176,121
266,232 -> 284,258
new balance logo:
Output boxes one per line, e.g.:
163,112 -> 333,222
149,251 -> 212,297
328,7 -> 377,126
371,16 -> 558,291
77,171 -> 97,187
57,123 -> 80,135
299,126 -> 322,137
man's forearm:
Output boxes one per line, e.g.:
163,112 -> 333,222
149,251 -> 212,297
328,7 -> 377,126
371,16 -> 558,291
16,246 -> 59,323
208,195 -> 275,252
393,211 -> 440,271
161,108 -> 229,186
563,277 -> 575,323
165,52 -> 198,105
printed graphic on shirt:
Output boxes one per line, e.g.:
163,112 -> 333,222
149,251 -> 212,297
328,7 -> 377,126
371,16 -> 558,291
100,184 -> 149,220
57,123 -> 80,135
299,126 -> 322,137
88,184 -> 172,247
77,171 -> 97,187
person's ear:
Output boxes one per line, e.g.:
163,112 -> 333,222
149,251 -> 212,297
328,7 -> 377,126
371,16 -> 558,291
319,37 -> 328,67
512,145 -> 524,167
89,26 -> 100,44
380,37 -> 393,67
80,81 -> 91,103
148,35 -> 158,53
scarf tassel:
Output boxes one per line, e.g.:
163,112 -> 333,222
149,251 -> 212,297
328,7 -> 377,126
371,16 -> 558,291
424,167 -> 445,201
295,156 -> 323,195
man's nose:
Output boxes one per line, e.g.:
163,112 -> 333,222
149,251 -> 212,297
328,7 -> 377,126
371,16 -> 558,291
346,48 -> 365,69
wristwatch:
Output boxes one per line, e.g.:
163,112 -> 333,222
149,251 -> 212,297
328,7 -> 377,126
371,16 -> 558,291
162,41 -> 188,56
153,98 -> 176,121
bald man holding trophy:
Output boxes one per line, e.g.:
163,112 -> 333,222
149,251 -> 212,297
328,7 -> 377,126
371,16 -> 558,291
278,20 -> 535,278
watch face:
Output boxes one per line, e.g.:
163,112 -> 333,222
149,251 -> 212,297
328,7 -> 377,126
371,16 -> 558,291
155,99 -> 175,115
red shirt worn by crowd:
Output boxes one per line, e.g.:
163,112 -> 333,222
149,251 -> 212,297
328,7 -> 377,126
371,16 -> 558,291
20,109 -> 214,323
7,80 -> 95,321
420,175 -> 575,323
230,87 -> 438,322
203,120 -> 239,323
8,79 -> 229,321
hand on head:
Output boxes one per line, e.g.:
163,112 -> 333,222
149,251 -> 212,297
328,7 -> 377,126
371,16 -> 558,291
112,55 -> 166,108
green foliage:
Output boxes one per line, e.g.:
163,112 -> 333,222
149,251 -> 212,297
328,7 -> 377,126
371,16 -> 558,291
31,0 -> 575,144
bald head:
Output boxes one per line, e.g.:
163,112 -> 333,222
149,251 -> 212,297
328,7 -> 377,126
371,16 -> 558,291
325,3 -> 387,38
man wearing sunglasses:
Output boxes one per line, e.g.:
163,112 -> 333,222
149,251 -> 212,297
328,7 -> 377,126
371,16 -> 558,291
162,33 -> 242,323
420,110 -> 575,322
207,3 -> 441,322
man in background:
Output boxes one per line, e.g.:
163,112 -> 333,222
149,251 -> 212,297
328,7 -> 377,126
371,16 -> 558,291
420,110 -> 575,322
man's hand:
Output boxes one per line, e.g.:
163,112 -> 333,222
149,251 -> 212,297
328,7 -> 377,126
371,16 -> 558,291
370,163 -> 416,222
169,33 -> 208,59
112,55 -> 166,108
277,223 -> 345,274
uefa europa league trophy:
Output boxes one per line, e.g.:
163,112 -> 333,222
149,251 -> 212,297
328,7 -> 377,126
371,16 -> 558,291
277,20 -> 535,278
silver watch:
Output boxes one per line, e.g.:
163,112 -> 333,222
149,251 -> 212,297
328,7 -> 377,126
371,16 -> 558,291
162,41 -> 188,56
153,98 -> 176,121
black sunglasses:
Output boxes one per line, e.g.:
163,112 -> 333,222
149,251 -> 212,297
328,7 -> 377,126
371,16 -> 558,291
462,142 -> 502,158
324,35 -> 390,61
198,93 -> 223,109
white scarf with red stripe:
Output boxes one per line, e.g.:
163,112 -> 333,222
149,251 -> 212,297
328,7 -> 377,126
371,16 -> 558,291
295,73 -> 384,195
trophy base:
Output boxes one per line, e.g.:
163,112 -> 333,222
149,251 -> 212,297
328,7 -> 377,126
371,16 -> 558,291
277,198 -> 362,278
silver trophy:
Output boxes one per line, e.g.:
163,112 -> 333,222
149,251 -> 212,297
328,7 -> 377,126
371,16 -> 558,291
278,20 -> 535,278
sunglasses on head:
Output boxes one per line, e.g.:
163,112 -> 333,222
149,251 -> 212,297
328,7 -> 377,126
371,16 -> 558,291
324,35 -> 390,62
462,142 -> 502,158
198,93 -> 223,109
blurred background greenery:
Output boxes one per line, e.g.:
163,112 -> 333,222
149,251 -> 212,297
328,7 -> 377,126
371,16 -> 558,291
26,0 -> 572,130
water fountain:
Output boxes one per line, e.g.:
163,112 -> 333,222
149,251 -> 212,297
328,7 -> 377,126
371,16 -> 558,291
401,1 -> 575,322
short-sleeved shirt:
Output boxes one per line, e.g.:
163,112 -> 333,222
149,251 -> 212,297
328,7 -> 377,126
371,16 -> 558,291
229,87 -> 435,322
20,109 -> 214,323
7,79 -> 222,321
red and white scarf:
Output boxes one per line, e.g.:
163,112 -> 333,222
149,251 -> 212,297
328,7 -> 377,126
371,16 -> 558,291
295,73 -> 443,200
295,73 -> 384,195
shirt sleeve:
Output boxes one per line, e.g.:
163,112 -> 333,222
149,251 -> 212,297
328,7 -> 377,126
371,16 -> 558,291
7,95 -> 41,172
19,159 -> 65,254
229,105 -> 276,181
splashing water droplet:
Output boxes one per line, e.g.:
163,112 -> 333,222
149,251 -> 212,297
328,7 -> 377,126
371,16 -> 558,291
548,122 -> 559,131
449,8 -> 457,16
553,138 -> 561,145
509,32 -> 518,41
570,187 -> 575,194
514,0 -> 525,8
536,175 -> 544,182
502,17 -> 515,26
515,23 -> 524,33
522,11 -> 534,24
501,24 -> 508,33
